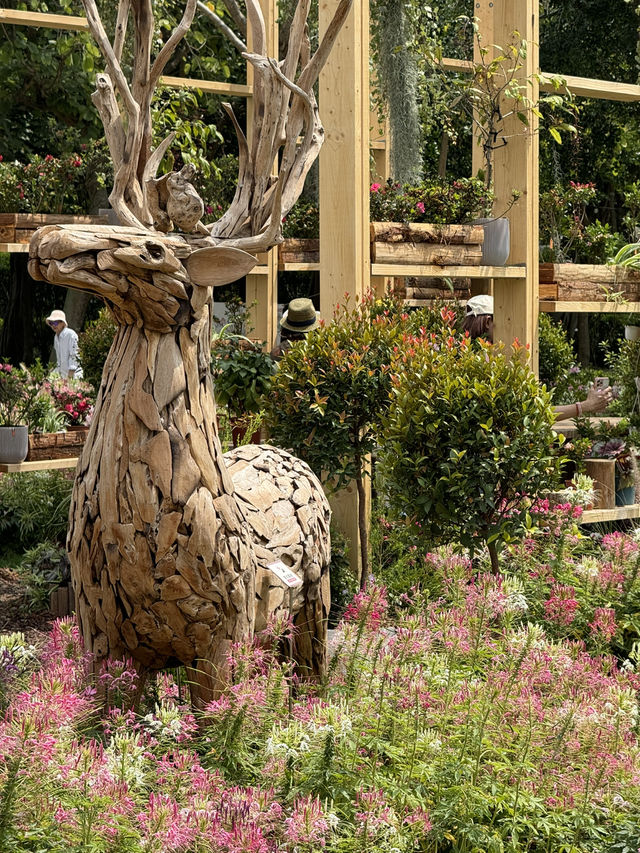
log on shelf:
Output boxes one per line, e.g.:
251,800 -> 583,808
278,238 -> 319,265
539,263 -> 640,301
26,428 -> 90,461
0,213 -> 110,244
584,458 -> 616,510
405,285 -> 471,300
372,241 -> 483,265
539,283 -> 558,300
370,222 -> 484,244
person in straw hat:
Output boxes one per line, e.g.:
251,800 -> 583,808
46,309 -> 83,379
271,297 -> 321,360
461,294 -> 611,421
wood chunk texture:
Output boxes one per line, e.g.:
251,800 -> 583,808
29,224 -> 331,709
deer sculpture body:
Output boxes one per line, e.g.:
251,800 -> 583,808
28,0 -> 352,707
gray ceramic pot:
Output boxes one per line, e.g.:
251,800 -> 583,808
0,425 -> 29,464
474,217 -> 511,266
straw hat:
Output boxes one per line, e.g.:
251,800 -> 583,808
465,295 -> 493,317
46,310 -> 67,325
280,298 -> 320,333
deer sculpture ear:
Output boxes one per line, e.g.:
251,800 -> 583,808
185,246 -> 258,287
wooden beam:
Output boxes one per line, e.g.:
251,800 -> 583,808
540,300 -> 640,313
0,8 -> 89,31
0,243 -> 30,254
0,457 -> 78,473
160,76 -> 251,97
580,504 -> 640,523
371,263 -> 525,278
441,56 -> 640,103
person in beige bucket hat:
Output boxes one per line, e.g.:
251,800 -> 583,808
271,297 -> 321,359
46,309 -> 83,379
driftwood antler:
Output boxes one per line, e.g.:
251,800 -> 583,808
83,0 -> 353,251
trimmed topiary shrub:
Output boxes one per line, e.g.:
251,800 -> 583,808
78,307 -> 117,390
379,333 -> 559,571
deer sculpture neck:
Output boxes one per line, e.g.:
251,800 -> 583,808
29,224 -> 262,706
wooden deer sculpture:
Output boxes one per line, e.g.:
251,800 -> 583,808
28,0 -> 351,708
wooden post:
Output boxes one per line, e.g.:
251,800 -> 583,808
246,0 -> 279,350
319,0 -> 370,578
473,0 -> 539,374
318,0 -> 370,317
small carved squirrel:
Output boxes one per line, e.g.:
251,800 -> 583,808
147,164 -> 208,234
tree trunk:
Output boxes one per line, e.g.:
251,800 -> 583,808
355,464 -> 369,588
487,540 -> 500,573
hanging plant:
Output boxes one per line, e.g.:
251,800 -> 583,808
371,0 -> 423,183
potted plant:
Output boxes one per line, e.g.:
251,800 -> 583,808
588,437 -> 636,506
43,377 -> 95,430
369,176 -> 494,267
0,363 -> 46,464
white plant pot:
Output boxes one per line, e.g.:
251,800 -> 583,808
474,217 -> 511,266
0,425 -> 29,464
625,325 -> 640,341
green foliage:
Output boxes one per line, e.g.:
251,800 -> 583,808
212,339 -> 276,417
78,307 -> 117,390
0,141 -> 112,214
196,153 -> 240,223
0,361 -> 48,429
327,524 -> 357,627
379,334 -> 559,564
538,313 -> 575,388
0,471 -> 73,549
370,176 -> 493,224
264,297 -> 402,489
281,200 -> 320,238
607,338 -> 640,427
16,543 -> 70,612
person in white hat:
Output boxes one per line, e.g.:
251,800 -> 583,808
271,297 -> 321,360
46,310 -> 83,379
461,294 -> 612,420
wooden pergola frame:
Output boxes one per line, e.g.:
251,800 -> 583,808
2,0 -> 638,570
2,1 -> 637,362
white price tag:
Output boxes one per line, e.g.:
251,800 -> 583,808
267,560 -> 303,588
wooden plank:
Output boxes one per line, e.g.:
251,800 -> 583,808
540,301 -> 640,313
440,56 -> 640,103
0,243 -> 30,254
371,263 -> 526,278
580,504 -> 640,523
280,263 -> 321,272
159,76 -> 251,97
0,8 -> 89,30
552,263 -> 640,285
372,242 -> 483,265
0,457 -> 79,473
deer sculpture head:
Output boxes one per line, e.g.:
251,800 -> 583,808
28,0 -> 351,707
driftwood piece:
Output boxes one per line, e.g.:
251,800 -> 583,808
372,241 -> 483,265
370,222 -> 484,245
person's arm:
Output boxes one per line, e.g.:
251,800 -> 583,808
553,385 -> 614,422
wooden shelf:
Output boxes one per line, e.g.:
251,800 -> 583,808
371,263 -> 526,279
0,243 -> 29,253
0,457 -> 78,473
280,263 -> 320,272
580,504 -> 640,523
540,301 -> 640,313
